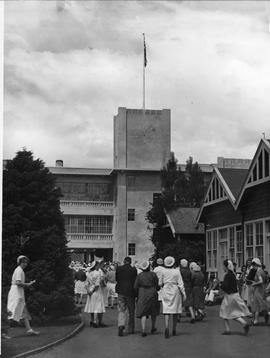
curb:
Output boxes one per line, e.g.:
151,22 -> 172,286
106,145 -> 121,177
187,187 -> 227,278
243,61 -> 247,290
10,321 -> 85,358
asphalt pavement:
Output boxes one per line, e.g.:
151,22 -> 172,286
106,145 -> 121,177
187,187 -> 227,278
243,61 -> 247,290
32,305 -> 270,358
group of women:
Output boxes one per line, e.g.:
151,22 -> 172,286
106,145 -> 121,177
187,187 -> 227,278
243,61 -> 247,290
134,256 -> 207,338
6,254 -> 270,340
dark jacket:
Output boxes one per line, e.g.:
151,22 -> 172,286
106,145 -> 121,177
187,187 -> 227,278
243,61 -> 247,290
221,270 -> 238,294
116,264 -> 137,297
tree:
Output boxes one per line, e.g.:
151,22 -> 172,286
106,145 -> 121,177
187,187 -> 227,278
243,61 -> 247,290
146,153 -> 206,262
2,149 -> 75,321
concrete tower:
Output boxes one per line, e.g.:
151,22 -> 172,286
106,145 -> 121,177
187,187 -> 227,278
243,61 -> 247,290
113,107 -> 171,262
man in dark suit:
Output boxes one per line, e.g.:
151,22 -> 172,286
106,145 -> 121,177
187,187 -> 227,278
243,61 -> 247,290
116,256 -> 137,336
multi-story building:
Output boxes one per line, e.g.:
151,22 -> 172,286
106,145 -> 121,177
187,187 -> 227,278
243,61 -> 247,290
49,107 -> 171,263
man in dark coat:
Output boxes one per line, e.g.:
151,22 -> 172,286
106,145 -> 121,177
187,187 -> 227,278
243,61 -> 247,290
116,256 -> 137,336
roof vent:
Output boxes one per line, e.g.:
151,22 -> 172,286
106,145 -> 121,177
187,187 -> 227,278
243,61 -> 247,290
56,160 -> 63,167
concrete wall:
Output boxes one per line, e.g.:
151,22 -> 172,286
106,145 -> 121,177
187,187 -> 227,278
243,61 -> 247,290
114,171 -> 161,263
114,107 -> 171,170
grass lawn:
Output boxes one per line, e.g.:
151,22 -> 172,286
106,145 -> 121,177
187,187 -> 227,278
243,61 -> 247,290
1,315 -> 82,358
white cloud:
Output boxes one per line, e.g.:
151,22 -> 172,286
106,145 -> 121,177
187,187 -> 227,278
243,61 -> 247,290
4,0 -> 270,167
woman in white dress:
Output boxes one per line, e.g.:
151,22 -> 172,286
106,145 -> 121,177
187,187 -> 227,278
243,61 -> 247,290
84,261 -> 106,327
7,255 -> 39,335
159,256 -> 186,338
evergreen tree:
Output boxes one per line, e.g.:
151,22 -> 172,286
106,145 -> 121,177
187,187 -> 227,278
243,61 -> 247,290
2,149 -> 75,320
146,153 -> 206,261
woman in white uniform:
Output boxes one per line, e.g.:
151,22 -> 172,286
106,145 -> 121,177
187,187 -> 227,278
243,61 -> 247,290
84,261 -> 106,327
159,256 -> 186,338
7,255 -> 39,335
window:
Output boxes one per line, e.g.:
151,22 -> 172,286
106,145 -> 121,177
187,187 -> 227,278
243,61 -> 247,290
153,193 -> 161,204
255,222 -> 264,264
128,209 -> 135,221
229,227 -> 235,262
245,223 -> 254,260
65,215 -> 113,234
57,182 -> 113,201
207,232 -> 212,268
236,228 -> 243,267
128,243 -> 136,256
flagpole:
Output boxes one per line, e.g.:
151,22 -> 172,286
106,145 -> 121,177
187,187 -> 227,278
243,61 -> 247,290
143,33 -> 145,110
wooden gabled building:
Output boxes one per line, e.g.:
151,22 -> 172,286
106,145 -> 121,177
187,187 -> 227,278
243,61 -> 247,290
197,138 -> 270,278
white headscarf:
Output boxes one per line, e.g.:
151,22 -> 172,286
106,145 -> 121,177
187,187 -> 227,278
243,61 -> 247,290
180,259 -> 188,268
227,260 -> 234,272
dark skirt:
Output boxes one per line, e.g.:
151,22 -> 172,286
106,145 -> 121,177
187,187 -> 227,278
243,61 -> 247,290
183,286 -> 193,307
136,287 -> 159,318
192,286 -> 205,310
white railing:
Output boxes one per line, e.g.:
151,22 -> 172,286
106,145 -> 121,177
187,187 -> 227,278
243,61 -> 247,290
61,200 -> 113,208
67,233 -> 113,241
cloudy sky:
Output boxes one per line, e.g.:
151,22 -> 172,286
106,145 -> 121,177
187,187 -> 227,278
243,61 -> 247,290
3,0 -> 270,168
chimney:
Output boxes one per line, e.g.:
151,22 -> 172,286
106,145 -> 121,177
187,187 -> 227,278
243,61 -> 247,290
55,160 -> 63,167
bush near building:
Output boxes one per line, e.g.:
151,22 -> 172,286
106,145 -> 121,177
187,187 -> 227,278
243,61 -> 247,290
2,149 -> 75,323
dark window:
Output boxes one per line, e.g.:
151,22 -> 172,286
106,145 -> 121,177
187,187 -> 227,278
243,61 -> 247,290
128,243 -> 136,256
153,193 -> 161,204
258,151 -> 263,179
253,164 -> 257,182
128,209 -> 135,221
265,149 -> 269,177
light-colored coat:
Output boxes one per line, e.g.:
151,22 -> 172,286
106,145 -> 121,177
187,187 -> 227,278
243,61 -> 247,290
159,267 -> 185,314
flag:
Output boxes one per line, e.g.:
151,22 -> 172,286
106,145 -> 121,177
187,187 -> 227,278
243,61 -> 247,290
143,34 -> 147,67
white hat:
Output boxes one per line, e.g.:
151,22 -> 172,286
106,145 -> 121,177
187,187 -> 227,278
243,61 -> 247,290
140,260 -> 150,271
180,259 -> 188,268
17,255 -> 29,264
156,258 -> 163,265
252,258 -> 262,266
164,256 -> 175,267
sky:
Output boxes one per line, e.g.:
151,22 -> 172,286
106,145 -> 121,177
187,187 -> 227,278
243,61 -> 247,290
3,0 -> 270,168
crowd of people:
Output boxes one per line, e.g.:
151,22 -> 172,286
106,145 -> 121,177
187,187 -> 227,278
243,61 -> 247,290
5,255 -> 270,340
68,255 -> 270,338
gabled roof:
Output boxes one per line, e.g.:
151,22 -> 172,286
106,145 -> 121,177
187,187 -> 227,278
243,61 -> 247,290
217,168 -> 248,199
235,138 -> 270,208
166,207 -> 204,235
196,166 -> 248,223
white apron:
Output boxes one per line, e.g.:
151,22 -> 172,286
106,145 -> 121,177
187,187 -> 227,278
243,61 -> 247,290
7,266 -> 30,322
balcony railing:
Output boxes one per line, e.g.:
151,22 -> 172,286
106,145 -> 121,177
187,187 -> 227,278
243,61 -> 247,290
61,200 -> 113,208
67,233 -> 113,241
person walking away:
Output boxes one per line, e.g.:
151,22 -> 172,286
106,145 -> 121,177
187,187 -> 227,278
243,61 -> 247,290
220,259 -> 250,335
205,272 -> 220,306
134,260 -> 159,337
159,256 -> 186,338
107,265 -> 118,308
190,263 -> 205,320
116,257 -> 137,336
153,258 -> 165,314
180,259 -> 196,323
249,258 -> 269,325
7,256 -> 39,335
84,261 -> 106,328
238,265 -> 249,302
74,266 -> 87,305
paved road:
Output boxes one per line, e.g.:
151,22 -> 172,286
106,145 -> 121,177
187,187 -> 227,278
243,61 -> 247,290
33,306 -> 270,358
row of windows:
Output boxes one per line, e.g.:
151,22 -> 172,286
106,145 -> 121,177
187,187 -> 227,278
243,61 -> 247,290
57,182 -> 113,201
207,221 -> 269,269
64,216 -> 113,234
